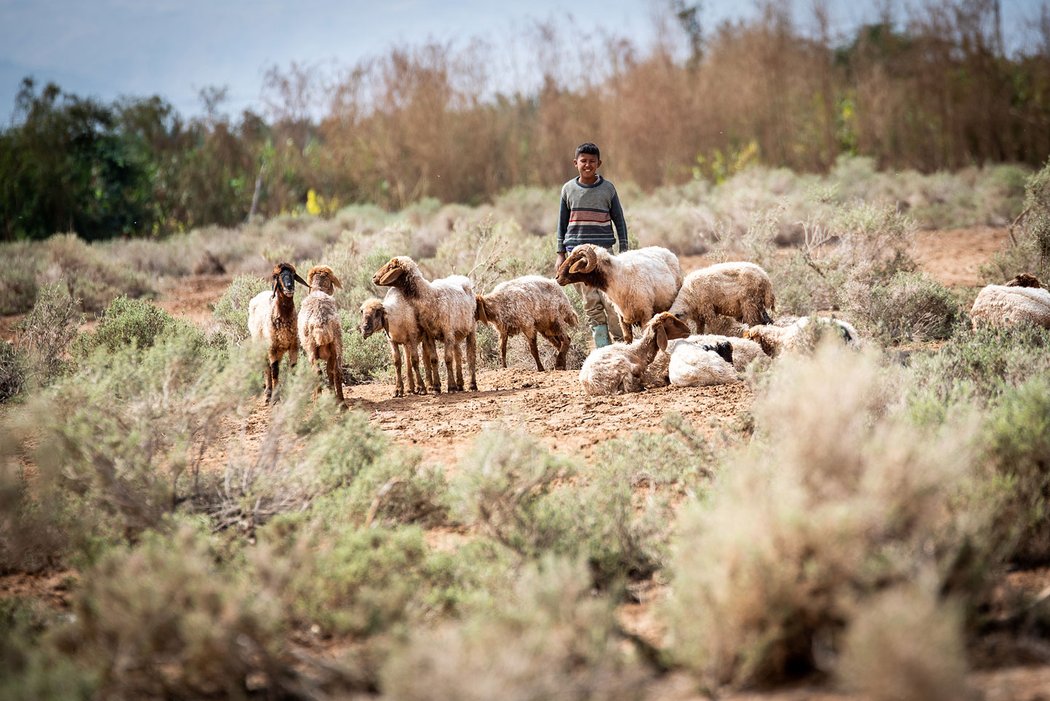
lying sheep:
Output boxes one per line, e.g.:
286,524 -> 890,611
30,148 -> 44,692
298,288 -> 345,405
970,273 -> 1050,329
556,244 -> 683,344
475,275 -> 579,371
373,256 -> 478,392
745,316 -> 859,358
359,290 -> 435,397
668,339 -> 738,387
669,261 -> 775,334
645,333 -> 764,387
248,262 -> 309,403
579,312 -> 692,395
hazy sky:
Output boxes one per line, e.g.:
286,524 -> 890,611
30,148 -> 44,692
0,0 -> 1043,121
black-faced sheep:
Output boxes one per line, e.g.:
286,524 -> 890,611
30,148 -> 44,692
248,262 -> 308,403
298,288 -> 345,405
372,256 -> 478,392
667,340 -> 738,387
744,316 -> 859,358
359,290 -> 435,397
645,333 -> 764,387
668,261 -> 776,334
555,244 -> 683,344
970,273 -> 1050,329
579,312 -> 692,395
475,275 -> 578,371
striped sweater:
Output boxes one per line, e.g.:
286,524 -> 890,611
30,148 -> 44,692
556,175 -> 628,253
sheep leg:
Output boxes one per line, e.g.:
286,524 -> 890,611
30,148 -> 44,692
444,340 -> 460,392
453,338 -> 465,391
407,343 -> 424,395
544,328 -> 570,371
263,362 -> 273,403
327,352 -> 345,406
391,342 -> 405,398
620,315 -> 633,344
499,333 -> 508,369
423,337 -> 441,394
268,357 -> 280,403
526,332 -> 543,371
466,330 -> 478,391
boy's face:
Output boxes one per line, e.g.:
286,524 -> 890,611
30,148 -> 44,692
574,153 -> 600,183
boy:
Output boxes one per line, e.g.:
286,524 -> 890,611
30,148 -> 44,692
555,142 -> 628,348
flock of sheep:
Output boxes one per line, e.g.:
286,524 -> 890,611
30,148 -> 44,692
245,244 -> 1050,404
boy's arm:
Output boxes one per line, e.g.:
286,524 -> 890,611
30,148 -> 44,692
610,193 -> 628,252
556,194 -> 570,254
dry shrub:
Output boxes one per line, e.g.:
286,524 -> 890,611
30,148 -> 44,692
846,271 -> 961,342
0,596 -> 96,700
39,233 -> 153,312
0,241 -> 41,315
837,584 -> 973,701
381,557 -> 649,701
665,343 -> 991,688
985,158 -> 1050,283
51,527 -> 294,700
0,341 -> 27,403
15,282 -> 82,387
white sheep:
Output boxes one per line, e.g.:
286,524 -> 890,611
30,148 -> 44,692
667,339 -> 738,387
555,244 -> 683,344
970,273 -> 1050,330
305,264 -> 342,296
359,290 -> 435,397
579,312 -> 692,396
247,262 -> 309,403
372,256 -> 478,392
298,290 -> 345,405
475,275 -> 579,371
668,261 -> 776,333
645,333 -> 764,387
745,316 -> 859,358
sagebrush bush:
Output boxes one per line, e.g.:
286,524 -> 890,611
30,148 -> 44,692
985,158 -> 1050,283
52,527 -> 291,700
257,524 -> 451,637
0,597 -> 96,700
982,378 -> 1050,565
847,271 -> 961,342
906,324 -> 1050,415
0,341 -> 27,403
40,233 -> 153,312
0,242 -> 41,314
15,283 -> 82,387
837,584 -> 972,701
451,429 -> 579,559
71,296 -> 185,358
212,274 -> 270,341
665,344 -> 992,688
381,557 -> 649,701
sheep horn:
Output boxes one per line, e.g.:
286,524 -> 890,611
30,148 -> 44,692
568,247 -> 597,274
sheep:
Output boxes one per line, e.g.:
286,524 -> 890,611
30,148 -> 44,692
667,339 -> 738,387
644,333 -> 765,387
579,312 -> 692,396
247,262 -> 308,403
555,244 -> 683,344
668,261 -> 776,334
359,289 -> 436,397
744,316 -> 859,358
372,256 -> 478,392
305,264 -> 342,295
970,273 -> 1050,330
474,275 -> 579,371
298,287 -> 345,405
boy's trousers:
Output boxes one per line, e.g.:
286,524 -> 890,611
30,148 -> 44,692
577,283 -> 625,343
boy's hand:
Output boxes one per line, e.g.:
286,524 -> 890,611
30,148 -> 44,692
556,252 -> 565,270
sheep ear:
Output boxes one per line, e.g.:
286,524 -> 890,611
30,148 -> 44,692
332,274 -> 343,289
377,308 -> 389,333
376,267 -> 403,286
271,277 -> 279,299
475,295 -> 488,323
656,322 -> 668,352
294,273 -> 309,287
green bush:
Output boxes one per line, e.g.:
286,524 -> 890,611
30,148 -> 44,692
847,271 -> 962,342
0,597 -> 96,700
381,557 -> 649,701
985,159 -> 1050,282
71,295 -> 184,359
982,378 -> 1050,565
212,274 -> 270,342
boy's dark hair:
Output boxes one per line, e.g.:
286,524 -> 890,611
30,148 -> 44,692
575,142 -> 600,159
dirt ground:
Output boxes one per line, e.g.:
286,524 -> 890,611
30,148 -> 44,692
5,225 -> 1049,699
